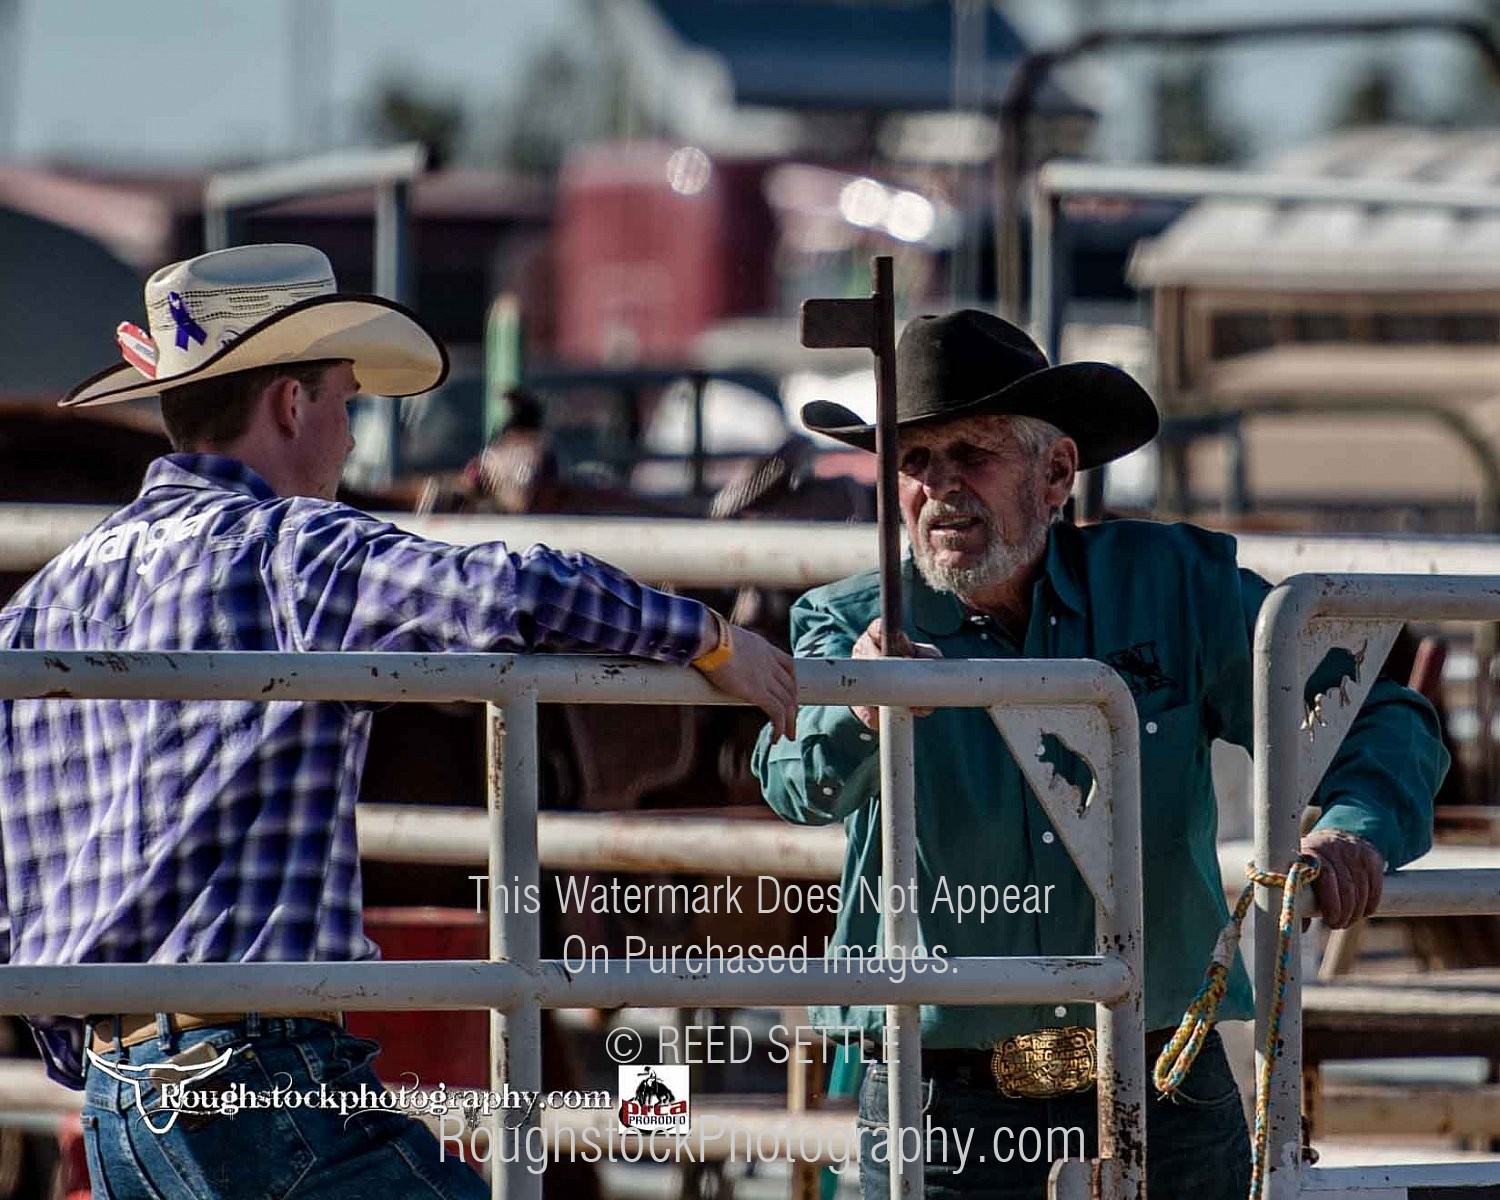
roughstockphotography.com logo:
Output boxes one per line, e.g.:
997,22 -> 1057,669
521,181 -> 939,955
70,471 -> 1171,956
84,1046 -> 236,1135
616,1064 -> 690,1134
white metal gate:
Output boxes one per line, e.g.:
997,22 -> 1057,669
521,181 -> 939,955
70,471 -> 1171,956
1255,574 -> 1500,1198
0,650 -> 1146,1200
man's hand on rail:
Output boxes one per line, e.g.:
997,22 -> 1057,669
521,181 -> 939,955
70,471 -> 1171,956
1300,827 -> 1385,929
695,623 -> 799,742
849,618 -> 942,731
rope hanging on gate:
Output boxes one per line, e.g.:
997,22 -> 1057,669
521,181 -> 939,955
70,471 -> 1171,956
1152,854 -> 1322,1200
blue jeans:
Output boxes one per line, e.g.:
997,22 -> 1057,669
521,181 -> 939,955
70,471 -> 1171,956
856,1029 -> 1251,1199
83,1016 -> 488,1199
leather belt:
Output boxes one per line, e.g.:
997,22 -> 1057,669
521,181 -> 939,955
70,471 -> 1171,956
914,1026 -> 1185,1099
89,1012 -> 343,1053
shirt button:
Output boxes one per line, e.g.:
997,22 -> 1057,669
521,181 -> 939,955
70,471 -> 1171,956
1041,831 -> 1055,844
859,732 -> 874,742
1145,721 -> 1158,735
821,786 -> 835,796
1049,616 -> 1058,627
1054,1005 -> 1068,1018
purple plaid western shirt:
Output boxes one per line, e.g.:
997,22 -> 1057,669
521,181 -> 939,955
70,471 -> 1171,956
0,454 -> 712,1086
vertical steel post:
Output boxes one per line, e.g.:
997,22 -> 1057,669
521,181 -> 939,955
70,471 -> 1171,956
1030,183 -> 1107,523
880,706 -> 924,1198
996,95 -> 1028,325
375,179 -> 412,483
489,692 -> 542,1200
1028,185 -> 1056,357
871,257 -> 904,645
690,373 -> 707,496
949,0 -> 987,305
1253,582 -> 1318,1199
204,205 -> 231,253
1098,683 -> 1146,1198
798,255 -> 915,1189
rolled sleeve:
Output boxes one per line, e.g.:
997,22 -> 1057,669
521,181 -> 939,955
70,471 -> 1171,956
278,503 -> 712,660
752,590 -> 879,825
1311,677 -> 1446,868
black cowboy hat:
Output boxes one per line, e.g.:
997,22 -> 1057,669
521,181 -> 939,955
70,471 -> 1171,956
801,309 -> 1158,471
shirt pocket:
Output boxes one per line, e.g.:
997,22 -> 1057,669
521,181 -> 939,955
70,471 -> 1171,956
1137,700 -> 1207,854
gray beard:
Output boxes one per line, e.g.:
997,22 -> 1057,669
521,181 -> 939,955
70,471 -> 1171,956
912,505 -> 1050,601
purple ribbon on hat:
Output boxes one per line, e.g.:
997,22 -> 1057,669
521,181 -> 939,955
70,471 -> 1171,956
167,291 -> 208,351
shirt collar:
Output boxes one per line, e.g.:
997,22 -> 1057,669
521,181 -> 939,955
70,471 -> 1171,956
140,453 -> 278,502
908,524 -> 1085,639
1044,522 -> 1086,616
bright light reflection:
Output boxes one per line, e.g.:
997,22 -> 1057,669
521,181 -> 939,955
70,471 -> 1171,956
666,146 -> 712,196
839,177 -> 889,228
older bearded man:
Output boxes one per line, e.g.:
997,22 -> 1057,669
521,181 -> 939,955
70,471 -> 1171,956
751,310 -> 1447,1199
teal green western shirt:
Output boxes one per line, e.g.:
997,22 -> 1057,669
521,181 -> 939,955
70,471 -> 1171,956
751,519 -> 1447,1047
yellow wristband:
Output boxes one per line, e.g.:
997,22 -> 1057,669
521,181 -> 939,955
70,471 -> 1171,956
691,612 -> 734,672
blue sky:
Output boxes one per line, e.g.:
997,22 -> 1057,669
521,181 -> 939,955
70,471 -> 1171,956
7,0 -> 569,164
3,0 -> 1481,168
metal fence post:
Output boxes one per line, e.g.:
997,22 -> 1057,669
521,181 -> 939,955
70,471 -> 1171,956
488,692 -> 541,1200
1027,186 -> 1058,361
880,705 -> 924,1198
1099,680 -> 1146,1198
1253,581 -> 1317,1199
375,178 -> 412,481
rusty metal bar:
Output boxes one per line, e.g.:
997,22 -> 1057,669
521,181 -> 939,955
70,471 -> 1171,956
489,692 -> 540,1200
879,706 -> 924,1199
0,650 -> 1138,710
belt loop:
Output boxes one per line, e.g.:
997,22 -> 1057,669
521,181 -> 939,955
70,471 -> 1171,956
154,1012 -> 176,1055
245,1012 -> 262,1038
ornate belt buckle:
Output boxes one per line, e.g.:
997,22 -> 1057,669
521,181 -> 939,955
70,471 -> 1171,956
990,1026 -> 1097,1099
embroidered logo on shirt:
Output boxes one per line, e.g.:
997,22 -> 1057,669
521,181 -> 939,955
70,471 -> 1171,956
1104,641 -> 1175,697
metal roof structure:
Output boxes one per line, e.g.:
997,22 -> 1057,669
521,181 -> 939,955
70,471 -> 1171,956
1129,128 -> 1500,291
614,0 -> 1087,117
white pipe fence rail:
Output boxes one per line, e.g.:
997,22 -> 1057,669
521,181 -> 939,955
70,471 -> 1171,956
7,506 -> 1500,588
351,805 -> 1500,920
0,651 -> 1146,1200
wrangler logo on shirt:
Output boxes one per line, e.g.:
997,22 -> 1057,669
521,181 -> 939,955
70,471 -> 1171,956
57,513 -> 211,575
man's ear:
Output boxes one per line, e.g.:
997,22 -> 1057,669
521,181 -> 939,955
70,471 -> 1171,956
266,376 -> 302,440
1042,437 -> 1078,507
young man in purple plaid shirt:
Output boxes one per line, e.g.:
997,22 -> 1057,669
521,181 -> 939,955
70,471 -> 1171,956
0,245 -> 797,1198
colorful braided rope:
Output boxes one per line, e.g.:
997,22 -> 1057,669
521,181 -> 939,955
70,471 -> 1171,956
1152,855 -> 1322,1200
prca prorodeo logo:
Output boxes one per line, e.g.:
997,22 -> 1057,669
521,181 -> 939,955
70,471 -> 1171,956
617,1064 -> 690,1133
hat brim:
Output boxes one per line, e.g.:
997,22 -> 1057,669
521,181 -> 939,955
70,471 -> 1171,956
800,362 -> 1158,472
60,293 -> 449,408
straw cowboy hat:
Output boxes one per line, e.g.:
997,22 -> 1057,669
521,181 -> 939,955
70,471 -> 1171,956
801,309 -> 1158,471
60,243 -> 448,407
